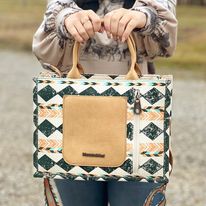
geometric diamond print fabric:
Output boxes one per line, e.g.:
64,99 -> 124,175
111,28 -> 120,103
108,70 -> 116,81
127,122 -> 134,141
141,122 -> 163,140
56,158 -> 74,172
38,85 -> 57,101
140,159 -> 163,175
58,86 -> 78,97
33,73 -> 173,183
37,84 -> 136,176
38,154 -> 56,170
143,88 -> 164,105
38,120 -> 57,137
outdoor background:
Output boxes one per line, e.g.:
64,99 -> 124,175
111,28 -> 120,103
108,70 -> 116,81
0,0 -> 205,206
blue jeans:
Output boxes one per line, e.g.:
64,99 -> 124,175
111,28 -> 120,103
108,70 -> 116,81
54,179 -> 165,206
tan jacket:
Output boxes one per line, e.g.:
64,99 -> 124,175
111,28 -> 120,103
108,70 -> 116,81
32,0 -> 177,75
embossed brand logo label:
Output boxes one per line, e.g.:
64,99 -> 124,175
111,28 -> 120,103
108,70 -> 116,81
82,153 -> 105,158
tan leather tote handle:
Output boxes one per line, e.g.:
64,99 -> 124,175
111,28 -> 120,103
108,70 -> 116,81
67,34 -> 142,80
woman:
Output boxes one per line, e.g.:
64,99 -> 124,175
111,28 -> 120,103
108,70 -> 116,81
33,0 -> 177,205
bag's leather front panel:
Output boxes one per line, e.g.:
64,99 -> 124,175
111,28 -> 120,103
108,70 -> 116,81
63,95 -> 127,167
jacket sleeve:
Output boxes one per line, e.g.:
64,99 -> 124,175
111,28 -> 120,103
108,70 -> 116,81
131,0 -> 177,62
32,0 -> 82,72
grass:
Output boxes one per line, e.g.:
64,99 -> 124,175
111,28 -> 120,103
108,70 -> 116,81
0,2 -> 206,69
156,5 -> 206,70
0,0 -> 46,50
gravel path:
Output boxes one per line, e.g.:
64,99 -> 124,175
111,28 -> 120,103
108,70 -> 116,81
0,50 -> 205,206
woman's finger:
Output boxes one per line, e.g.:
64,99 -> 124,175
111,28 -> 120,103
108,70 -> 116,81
104,12 -> 113,38
110,10 -> 125,39
83,20 -> 95,38
67,26 -> 84,43
122,19 -> 137,42
73,21 -> 90,41
117,14 -> 132,39
87,10 -> 101,32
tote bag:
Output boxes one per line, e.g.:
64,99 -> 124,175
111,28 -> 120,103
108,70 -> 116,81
33,35 -> 173,184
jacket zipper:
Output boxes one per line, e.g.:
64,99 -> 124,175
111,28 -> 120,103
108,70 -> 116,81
133,90 -> 141,174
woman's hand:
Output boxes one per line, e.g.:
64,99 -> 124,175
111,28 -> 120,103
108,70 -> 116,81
65,10 -> 102,43
103,8 -> 147,42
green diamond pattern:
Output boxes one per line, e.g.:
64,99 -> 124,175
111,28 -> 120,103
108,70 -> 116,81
163,155 -> 169,174
33,86 -> 38,105
123,89 -> 135,105
101,87 -> 120,96
141,122 -> 163,140
84,74 -> 95,79
164,132 -> 169,152
56,159 -> 74,172
99,166 -> 116,173
127,123 -> 134,141
143,88 -> 164,105
120,159 -> 133,173
33,108 -> 38,127
81,87 -> 99,96
100,159 -> 132,174
57,124 -> 63,133
140,159 -> 162,175
38,120 -> 56,137
81,166 -> 96,173
165,88 -> 171,108
108,75 -> 118,79
38,155 -> 56,170
38,85 -> 57,101
58,86 -> 78,97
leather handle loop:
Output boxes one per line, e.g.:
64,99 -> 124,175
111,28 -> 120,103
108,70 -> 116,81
67,40 -> 82,79
67,35 -> 142,80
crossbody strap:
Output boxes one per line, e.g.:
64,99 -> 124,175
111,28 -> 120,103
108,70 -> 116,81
44,178 -> 59,206
143,184 -> 167,206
